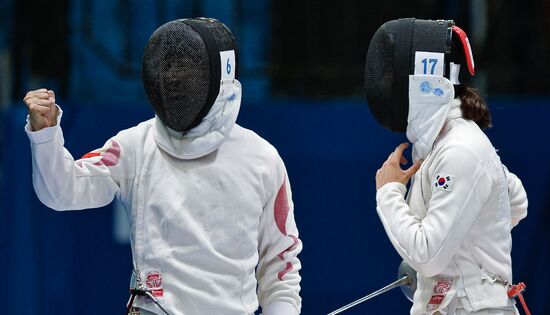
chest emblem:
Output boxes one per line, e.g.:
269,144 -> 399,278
434,174 -> 454,192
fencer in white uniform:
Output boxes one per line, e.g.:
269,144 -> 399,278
365,19 -> 528,315
376,77 -> 527,315
23,18 -> 301,315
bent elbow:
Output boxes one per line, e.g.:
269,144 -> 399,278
35,193 -> 73,211
416,263 -> 445,278
33,183 -> 77,211
413,255 -> 452,278
405,242 -> 451,277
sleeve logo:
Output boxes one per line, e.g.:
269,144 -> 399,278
145,270 -> 164,298
434,174 -> 454,192
78,140 -> 121,167
426,278 -> 454,312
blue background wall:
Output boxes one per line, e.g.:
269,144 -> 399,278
1,0 -> 549,314
1,99 -> 548,314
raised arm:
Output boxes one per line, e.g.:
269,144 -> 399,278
24,89 -> 132,211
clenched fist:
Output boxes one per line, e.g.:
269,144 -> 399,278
23,88 -> 59,131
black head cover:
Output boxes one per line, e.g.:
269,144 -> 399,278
365,18 -> 473,132
142,18 -> 238,132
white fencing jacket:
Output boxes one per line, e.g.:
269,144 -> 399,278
376,76 -> 528,314
25,81 -> 302,315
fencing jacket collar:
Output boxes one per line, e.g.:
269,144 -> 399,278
406,75 -> 457,161
154,80 -> 242,160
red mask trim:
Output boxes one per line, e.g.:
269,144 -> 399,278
452,25 -> 475,76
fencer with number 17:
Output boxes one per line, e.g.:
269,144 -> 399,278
366,19 -> 528,315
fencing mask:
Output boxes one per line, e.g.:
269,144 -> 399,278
365,18 -> 475,132
142,18 -> 238,132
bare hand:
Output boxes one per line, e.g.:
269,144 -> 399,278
376,143 -> 422,190
23,88 -> 59,131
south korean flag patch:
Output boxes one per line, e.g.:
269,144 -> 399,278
434,174 -> 454,192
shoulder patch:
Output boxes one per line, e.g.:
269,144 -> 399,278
434,174 -> 454,192
78,140 -> 121,167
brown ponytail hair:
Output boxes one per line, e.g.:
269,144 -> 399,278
454,85 -> 492,129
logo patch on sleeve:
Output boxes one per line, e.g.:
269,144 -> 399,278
426,278 -> 454,312
434,174 -> 454,192
145,271 -> 164,298
77,140 -> 121,167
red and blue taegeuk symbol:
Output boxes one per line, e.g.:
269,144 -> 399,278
435,175 -> 451,190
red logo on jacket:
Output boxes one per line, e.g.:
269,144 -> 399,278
145,271 -> 164,298
433,279 -> 452,295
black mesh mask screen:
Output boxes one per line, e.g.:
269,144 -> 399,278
142,18 -> 236,132
365,18 -> 451,132
365,20 -> 399,131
